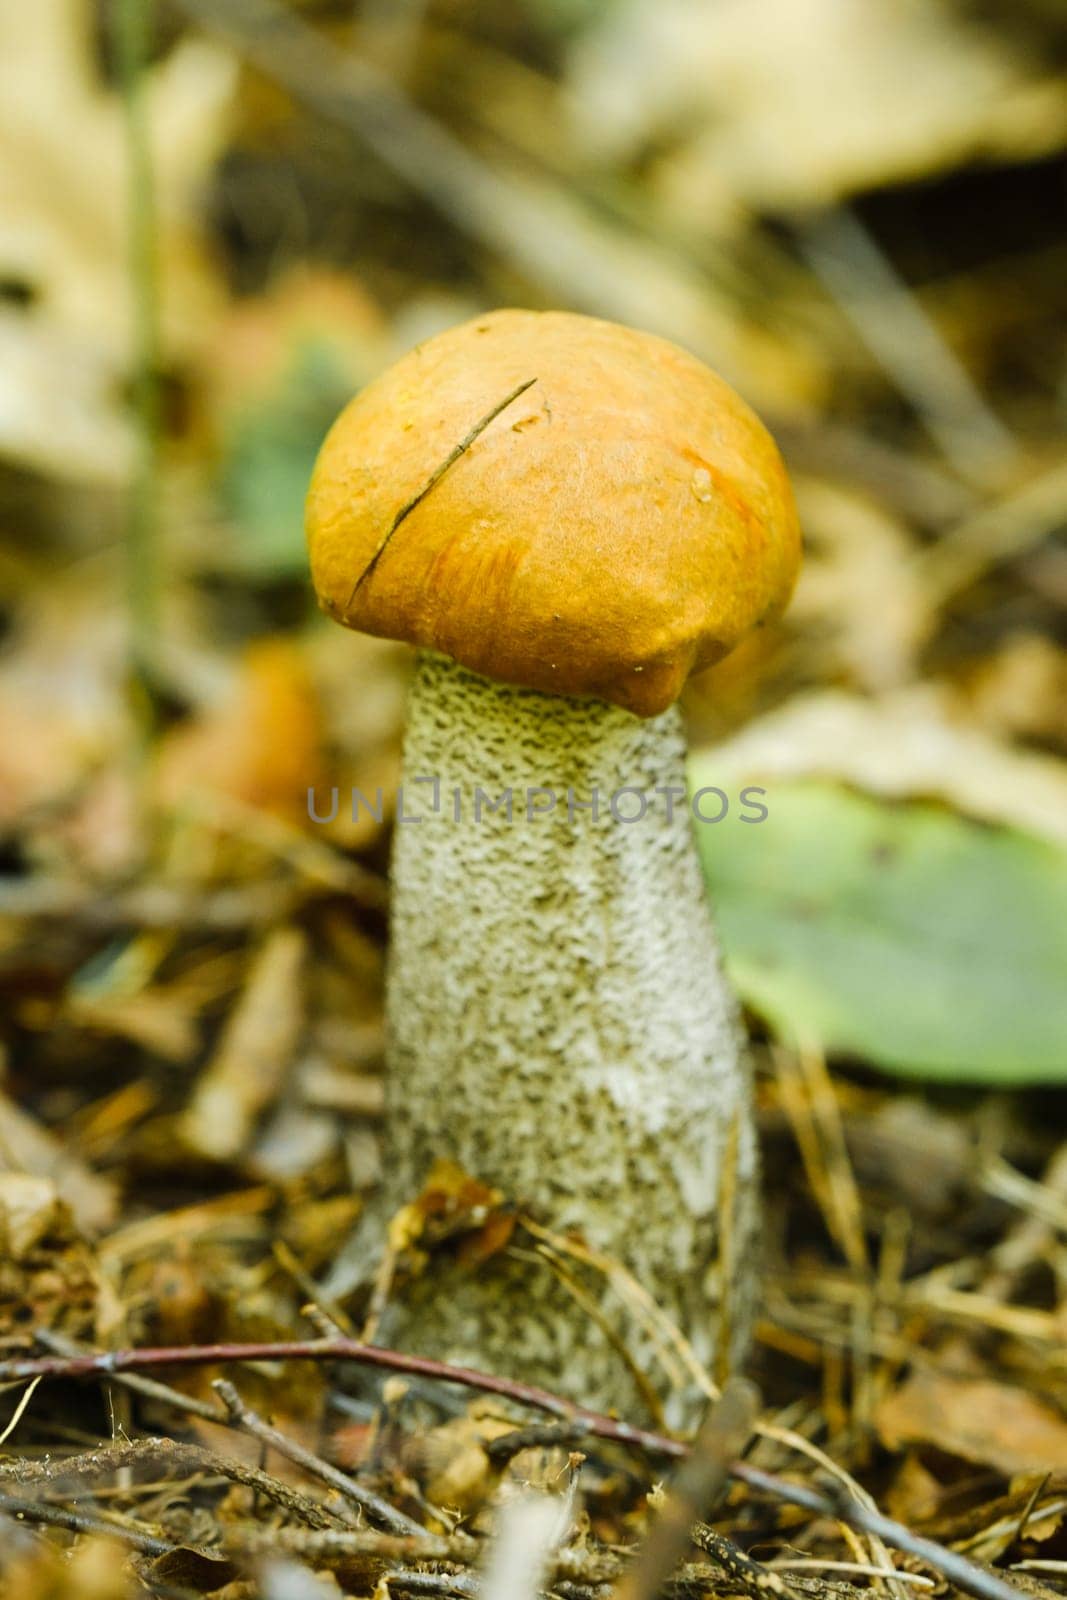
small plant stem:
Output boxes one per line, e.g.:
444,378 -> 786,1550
115,0 -> 163,713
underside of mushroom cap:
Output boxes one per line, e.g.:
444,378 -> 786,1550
305,308 -> 800,717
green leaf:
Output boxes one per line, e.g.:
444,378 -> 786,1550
217,338 -> 357,578
689,776 -> 1067,1084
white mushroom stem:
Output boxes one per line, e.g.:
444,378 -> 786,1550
365,649 -> 757,1422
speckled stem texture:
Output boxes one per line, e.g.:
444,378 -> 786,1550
367,651 -> 758,1425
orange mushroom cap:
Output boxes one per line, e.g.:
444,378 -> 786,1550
305,308 -> 800,717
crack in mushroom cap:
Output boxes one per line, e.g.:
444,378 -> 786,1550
305,308 -> 801,717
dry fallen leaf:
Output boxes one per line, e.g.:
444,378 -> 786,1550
959,633 -> 1067,749
0,1174 -> 101,1340
399,1405 -> 517,1515
0,1535 -> 136,1600
705,686 -> 1067,845
569,0 -> 1067,213
0,1091 -> 116,1233
0,0 -> 237,479
0,1172 -> 64,1260
0,570 -> 132,842
790,478 -> 928,691
387,1158 -> 515,1271
182,925 -> 306,1162
876,1370 -> 1067,1478
156,638 -> 325,823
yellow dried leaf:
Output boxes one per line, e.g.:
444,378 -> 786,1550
156,639 -> 325,823
877,1371 -> 1067,1477
182,926 -> 306,1161
706,686 -> 1067,846
0,0 -> 237,479
570,0 -> 1067,211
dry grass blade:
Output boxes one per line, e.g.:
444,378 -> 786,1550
772,1044 -> 869,1276
613,1379 -> 761,1600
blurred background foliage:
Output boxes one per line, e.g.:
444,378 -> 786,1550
0,0 -> 1066,1123
2,3 -> 1067,1582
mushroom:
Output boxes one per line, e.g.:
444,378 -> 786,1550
306,309 -> 800,1423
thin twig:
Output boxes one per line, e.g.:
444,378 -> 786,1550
0,1436 -> 344,1531
102,1368 -> 229,1425
35,1327 -> 231,1426
613,1379 -> 760,1600
213,1377 -> 427,1540
221,1521 -> 475,1563
796,208 -> 1019,487
517,1214 -> 899,1595
738,1465 -> 1027,1600
765,1561 -> 934,1587
0,1492 -> 173,1555
693,1525 -> 804,1600
0,1337 -> 676,1456
917,459 -> 1067,604
483,1421 -> 590,1465
755,1419 -> 907,1600
344,377 -> 537,611
387,1573 -> 480,1597
0,1337 -> 1030,1600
